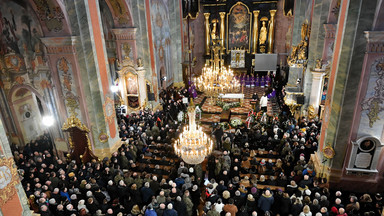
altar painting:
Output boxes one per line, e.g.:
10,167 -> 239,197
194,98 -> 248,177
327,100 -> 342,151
227,2 -> 251,52
126,73 -> 138,95
125,72 -> 139,109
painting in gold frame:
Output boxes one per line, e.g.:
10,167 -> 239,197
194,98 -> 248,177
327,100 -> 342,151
125,72 -> 138,95
226,2 -> 252,53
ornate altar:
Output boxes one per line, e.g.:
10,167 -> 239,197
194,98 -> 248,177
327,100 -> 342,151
62,114 -> 98,164
116,57 -> 146,110
202,0 -> 278,72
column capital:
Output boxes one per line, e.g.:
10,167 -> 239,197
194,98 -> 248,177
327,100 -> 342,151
204,13 -> 210,19
219,12 -> 226,17
112,28 -> 137,40
269,9 -> 276,16
253,10 -> 260,16
364,31 -> 384,53
40,36 -> 80,54
311,70 -> 326,79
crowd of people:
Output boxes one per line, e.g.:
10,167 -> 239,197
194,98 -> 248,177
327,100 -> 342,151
11,84 -> 384,216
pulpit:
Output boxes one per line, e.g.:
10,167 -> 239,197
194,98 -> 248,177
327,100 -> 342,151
62,115 -> 98,164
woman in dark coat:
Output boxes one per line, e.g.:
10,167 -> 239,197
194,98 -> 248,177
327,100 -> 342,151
291,198 -> 303,216
280,193 -> 292,216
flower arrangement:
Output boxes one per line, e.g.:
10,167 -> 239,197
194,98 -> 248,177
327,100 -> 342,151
230,118 -> 243,127
216,101 -> 240,111
218,122 -> 230,130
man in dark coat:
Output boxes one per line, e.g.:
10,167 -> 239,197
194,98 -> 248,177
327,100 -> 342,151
164,203 -> 178,216
258,190 -> 274,214
141,182 -> 154,205
174,196 -> 187,216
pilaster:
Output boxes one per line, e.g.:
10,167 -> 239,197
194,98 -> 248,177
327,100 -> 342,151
322,24 -> 337,62
137,68 -> 148,107
309,70 -> 326,114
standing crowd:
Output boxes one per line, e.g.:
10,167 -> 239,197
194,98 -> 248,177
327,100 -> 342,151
11,85 -> 384,216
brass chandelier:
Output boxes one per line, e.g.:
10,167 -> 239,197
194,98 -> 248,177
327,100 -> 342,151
174,100 -> 213,164
195,39 -> 240,102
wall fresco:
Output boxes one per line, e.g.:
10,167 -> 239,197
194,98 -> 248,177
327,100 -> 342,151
57,57 -> 81,118
150,0 -> 174,88
359,57 -> 384,138
0,1 -> 44,59
32,0 -> 65,32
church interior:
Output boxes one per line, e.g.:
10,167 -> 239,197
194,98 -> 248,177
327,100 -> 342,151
0,0 -> 384,215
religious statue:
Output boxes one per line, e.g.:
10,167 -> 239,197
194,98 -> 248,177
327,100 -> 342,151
298,40 -> 308,60
116,58 -> 121,69
235,52 -> 240,63
308,105 -> 317,119
259,21 -> 267,45
195,105 -> 202,120
211,19 -> 218,44
315,58 -> 323,70
301,22 -> 309,41
137,58 -> 143,68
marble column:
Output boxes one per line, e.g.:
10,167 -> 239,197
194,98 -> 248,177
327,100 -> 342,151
61,0 -> 121,157
309,69 -> 326,114
204,13 -> 211,55
267,10 -> 276,54
137,67 -> 148,107
41,36 -> 91,147
252,10 -> 260,54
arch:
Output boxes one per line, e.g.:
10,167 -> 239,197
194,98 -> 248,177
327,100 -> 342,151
104,0 -> 134,27
26,0 -> 72,36
7,84 -> 47,111
7,84 -> 49,145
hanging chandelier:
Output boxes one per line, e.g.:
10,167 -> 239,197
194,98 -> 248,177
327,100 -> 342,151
195,39 -> 240,101
174,100 -> 213,164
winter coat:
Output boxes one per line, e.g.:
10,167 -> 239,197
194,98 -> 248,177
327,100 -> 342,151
258,193 -> 274,213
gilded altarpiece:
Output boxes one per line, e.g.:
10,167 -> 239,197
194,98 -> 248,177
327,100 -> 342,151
202,1 -> 279,73
117,58 -> 141,110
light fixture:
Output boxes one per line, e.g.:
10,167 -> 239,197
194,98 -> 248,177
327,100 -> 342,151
174,100 -> 213,164
195,39 -> 240,103
42,115 -> 55,127
110,85 -> 119,93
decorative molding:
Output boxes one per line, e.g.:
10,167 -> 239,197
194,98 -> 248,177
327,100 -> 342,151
323,24 -> 336,39
347,136 -> 383,174
364,31 -> 384,53
98,132 -> 109,143
103,96 -> 116,124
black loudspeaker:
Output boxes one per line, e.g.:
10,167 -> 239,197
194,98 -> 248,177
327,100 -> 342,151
148,93 -> 155,101
297,96 -> 305,105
